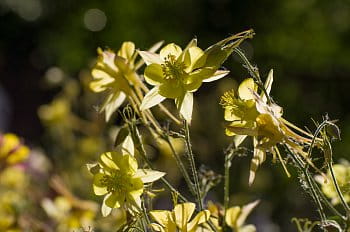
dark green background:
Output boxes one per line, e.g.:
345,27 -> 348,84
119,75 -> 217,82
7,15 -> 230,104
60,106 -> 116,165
1,0 -> 350,231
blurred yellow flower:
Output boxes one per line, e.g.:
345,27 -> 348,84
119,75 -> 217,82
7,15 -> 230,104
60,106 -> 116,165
92,151 -> 165,216
150,202 -> 211,232
0,133 -> 29,165
41,196 -> 96,232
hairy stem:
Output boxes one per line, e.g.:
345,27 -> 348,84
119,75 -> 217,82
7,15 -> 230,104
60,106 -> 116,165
223,147 -> 234,229
184,120 -> 203,210
164,135 -> 196,195
129,123 -> 189,203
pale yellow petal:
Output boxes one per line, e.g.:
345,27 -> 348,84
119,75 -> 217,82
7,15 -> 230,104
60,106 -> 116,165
174,202 -> 196,229
188,210 -> 210,232
117,41 -> 135,60
140,86 -> 166,110
249,138 -> 266,186
93,173 -> 108,196
225,206 -> 241,229
144,63 -> 164,85
238,78 -> 257,100
150,210 -> 172,227
138,51 -> 162,65
160,43 -> 182,61
237,200 -> 259,228
203,70 -> 229,82
99,152 -> 119,170
179,92 -> 193,123
134,169 -> 165,183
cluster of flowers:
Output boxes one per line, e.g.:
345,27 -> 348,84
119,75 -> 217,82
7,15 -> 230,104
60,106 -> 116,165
85,29 -> 347,231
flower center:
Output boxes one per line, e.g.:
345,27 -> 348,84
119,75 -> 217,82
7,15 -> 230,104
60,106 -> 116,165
161,54 -> 186,80
220,90 -> 235,107
100,171 -> 131,194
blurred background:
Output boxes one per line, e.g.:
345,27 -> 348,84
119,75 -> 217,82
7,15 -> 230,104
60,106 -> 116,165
0,0 -> 350,231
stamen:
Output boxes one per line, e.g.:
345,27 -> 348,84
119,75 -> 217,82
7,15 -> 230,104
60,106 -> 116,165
220,90 -> 235,107
161,54 -> 186,80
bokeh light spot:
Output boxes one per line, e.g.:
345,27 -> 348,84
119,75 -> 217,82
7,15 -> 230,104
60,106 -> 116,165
83,8 -> 107,32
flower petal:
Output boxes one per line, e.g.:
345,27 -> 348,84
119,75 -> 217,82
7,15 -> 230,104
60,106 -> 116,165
234,135 -> 248,147
101,200 -> 112,217
144,63 -> 164,85
187,210 -> 210,232
179,92 -> 193,123
174,202 -> 196,229
90,69 -> 114,92
140,86 -> 166,110
240,224 -> 257,232
105,192 -> 123,209
119,154 -> 138,175
150,210 -> 173,227
121,134 -> 134,156
99,152 -> 119,170
237,200 -> 259,228
238,78 -> 257,100
134,169 -> 166,183
203,70 -> 230,82
117,41 -> 135,60
159,81 -> 184,99
138,51 -> 162,65
93,173 -> 108,196
101,92 -> 126,121
160,43 -> 182,61
249,138 -> 266,186
225,206 -> 241,229
184,46 -> 205,72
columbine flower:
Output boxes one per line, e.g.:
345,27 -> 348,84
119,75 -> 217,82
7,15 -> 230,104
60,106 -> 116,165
221,71 -> 314,185
41,196 -> 96,232
225,200 -> 259,232
91,150 -> 165,216
0,133 -> 29,165
149,202 -> 210,232
315,163 -> 350,205
139,40 -> 230,123
90,42 -> 142,121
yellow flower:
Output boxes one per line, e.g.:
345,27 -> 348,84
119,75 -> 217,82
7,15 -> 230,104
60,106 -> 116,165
315,163 -> 350,205
92,151 -> 165,216
139,40 -> 230,123
225,200 -> 259,232
90,42 -> 142,121
41,196 -> 96,232
0,133 -> 29,165
221,71 -> 313,185
150,202 -> 210,232
38,98 -> 71,126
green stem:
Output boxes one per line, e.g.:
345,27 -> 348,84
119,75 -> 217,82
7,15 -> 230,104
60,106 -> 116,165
312,176 -> 345,220
141,200 -> 153,232
164,134 -> 196,195
223,148 -> 234,229
184,120 -> 203,210
233,48 -> 271,104
287,145 -> 327,226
